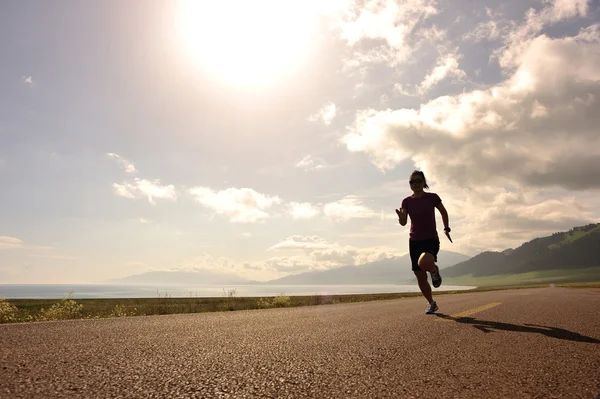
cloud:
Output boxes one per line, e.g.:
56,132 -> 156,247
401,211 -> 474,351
492,0 -> 591,69
173,236 -> 401,280
22,76 -> 33,84
548,0 -> 589,22
286,202 -> 320,219
343,27 -> 600,190
261,256 -> 317,274
530,100 -> 549,118
107,153 -> 137,173
397,49 -> 467,95
308,102 -> 337,125
173,253 -> 260,278
189,187 -> 281,223
174,250 -> 354,280
463,7 -> 515,43
444,187 -> 600,254
417,51 -> 466,94
268,235 -> 330,251
108,154 -> 176,205
0,236 -> 24,249
113,178 -> 178,204
338,0 -> 438,66
323,196 -> 379,221
295,155 -> 328,171
267,235 -> 398,272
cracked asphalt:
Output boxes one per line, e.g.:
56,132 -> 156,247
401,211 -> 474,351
1,287 -> 599,398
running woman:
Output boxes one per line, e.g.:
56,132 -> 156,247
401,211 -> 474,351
395,170 -> 451,314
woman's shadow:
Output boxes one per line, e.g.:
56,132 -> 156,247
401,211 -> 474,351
434,314 -> 600,344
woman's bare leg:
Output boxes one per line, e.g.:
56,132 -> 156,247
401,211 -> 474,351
414,270 -> 433,303
417,252 -> 437,273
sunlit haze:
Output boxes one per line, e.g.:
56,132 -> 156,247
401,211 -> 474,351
1,0 -> 599,284
176,0 -> 320,87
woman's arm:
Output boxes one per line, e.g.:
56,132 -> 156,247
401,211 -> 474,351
435,202 -> 449,230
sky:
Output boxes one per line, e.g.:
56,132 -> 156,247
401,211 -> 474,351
1,0 -> 599,284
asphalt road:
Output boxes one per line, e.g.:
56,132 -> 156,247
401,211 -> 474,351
1,287 -> 599,398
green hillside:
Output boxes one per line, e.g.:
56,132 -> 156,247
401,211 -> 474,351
444,223 -> 600,282
443,266 -> 600,287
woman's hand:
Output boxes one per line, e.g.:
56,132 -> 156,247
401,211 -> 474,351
444,229 -> 453,243
395,208 -> 407,226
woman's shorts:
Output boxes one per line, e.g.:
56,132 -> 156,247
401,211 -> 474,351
409,238 -> 440,271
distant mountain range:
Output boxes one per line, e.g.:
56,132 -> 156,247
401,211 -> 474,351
261,251 -> 469,285
107,250 -> 469,286
107,223 -> 600,287
107,270 -> 257,286
443,223 -> 600,279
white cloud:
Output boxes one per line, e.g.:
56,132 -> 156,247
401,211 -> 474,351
530,100 -> 549,118
495,0 -> 591,69
108,154 -> 175,205
338,0 -> 438,66
0,236 -> 24,249
173,252 -> 321,280
417,52 -> 466,94
174,236 -> 402,280
267,235 -> 398,271
464,1 -> 591,72
189,187 -> 281,223
268,235 -> 330,251
344,28 -> 600,189
286,202 -> 320,219
308,102 -> 337,125
323,196 -> 379,221
390,26 -> 465,96
261,256 -> 316,274
548,0 -> 589,22
394,84 -> 416,96
113,178 -> 177,204
444,187 -> 600,254
113,183 -> 136,199
295,155 -> 327,170
107,153 -> 137,173
463,7 -> 514,42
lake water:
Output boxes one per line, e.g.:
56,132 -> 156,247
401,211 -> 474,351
0,284 -> 476,299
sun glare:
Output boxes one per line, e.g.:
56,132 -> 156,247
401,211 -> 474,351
176,0 -> 319,87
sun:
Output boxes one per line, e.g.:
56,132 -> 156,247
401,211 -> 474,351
175,0 -> 319,87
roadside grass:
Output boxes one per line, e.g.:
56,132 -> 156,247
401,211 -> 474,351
443,267 -> 600,287
1,279 -> 599,324
556,281 -> 600,289
1,290 -> 421,324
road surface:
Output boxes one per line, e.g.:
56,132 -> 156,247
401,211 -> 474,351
1,287 -> 599,398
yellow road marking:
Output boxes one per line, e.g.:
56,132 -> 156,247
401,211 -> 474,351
436,302 -> 502,322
